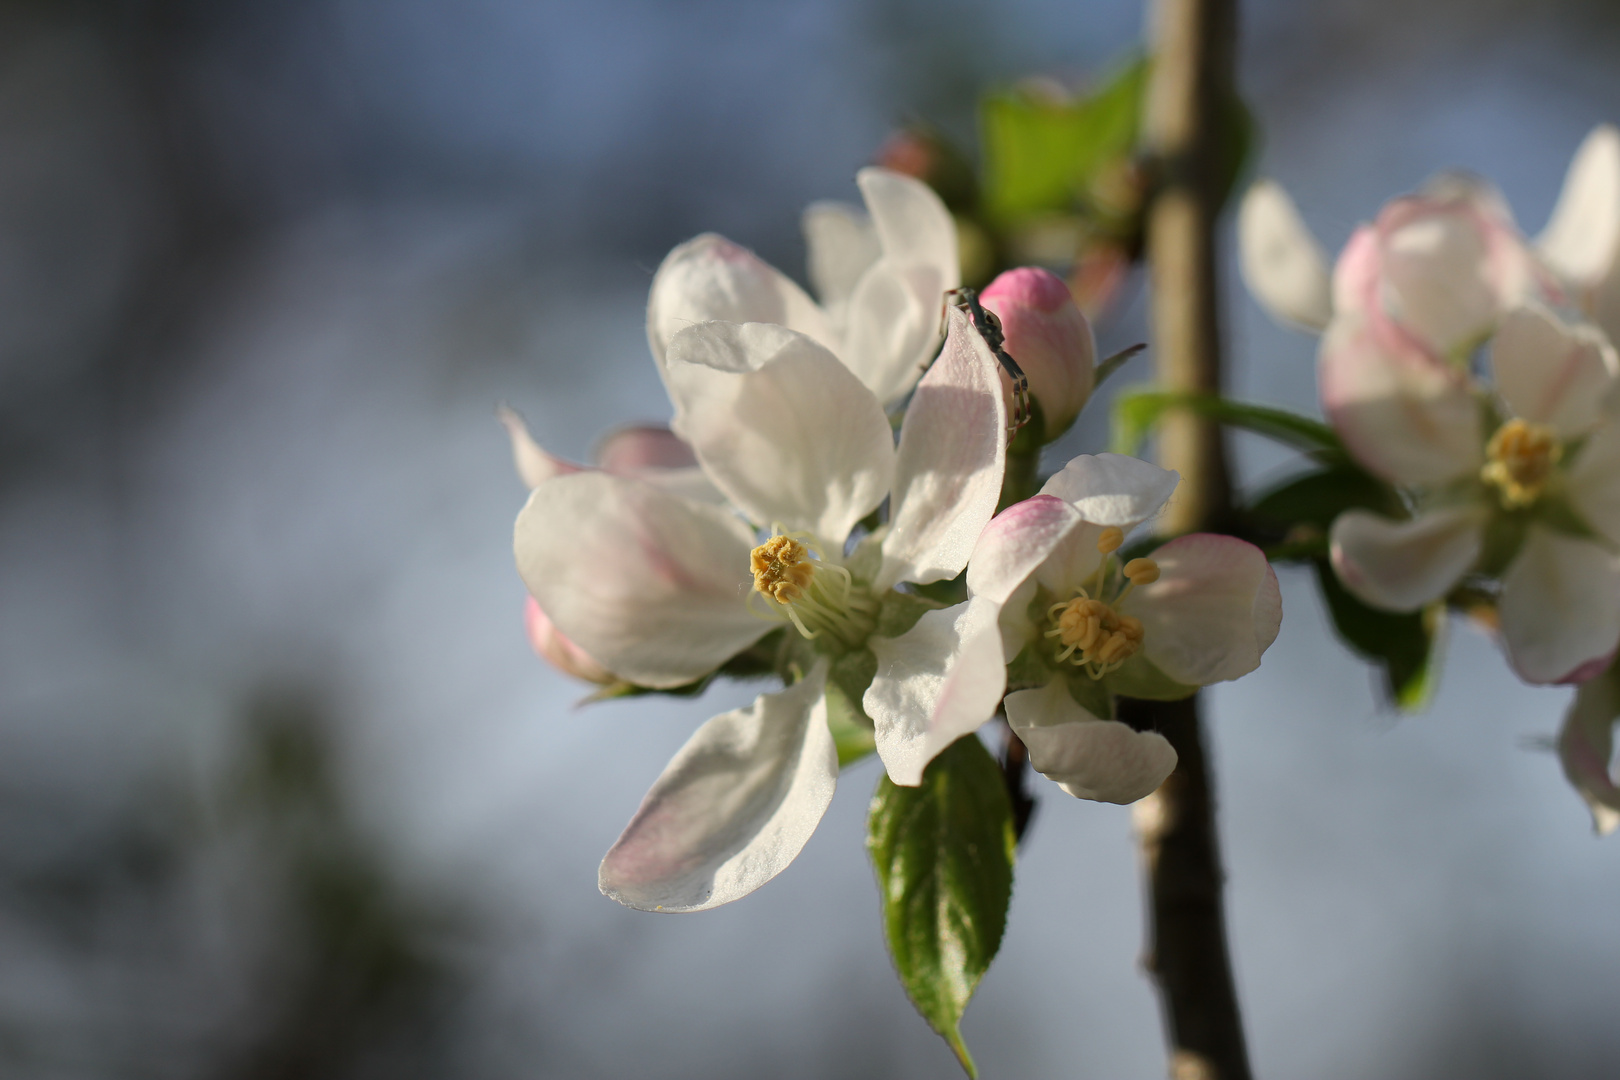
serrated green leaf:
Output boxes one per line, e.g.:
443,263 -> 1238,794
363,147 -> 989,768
868,736 -> 1015,1078
1111,388 -> 1347,461
825,648 -> 879,767
1313,558 -> 1443,710
981,58 -> 1148,225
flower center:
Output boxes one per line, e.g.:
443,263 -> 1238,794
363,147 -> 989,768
1043,527 -> 1158,680
748,530 -> 878,650
1481,418 -> 1562,509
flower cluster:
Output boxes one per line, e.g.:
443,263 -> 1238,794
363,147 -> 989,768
508,168 -> 1281,911
1240,125 -> 1620,830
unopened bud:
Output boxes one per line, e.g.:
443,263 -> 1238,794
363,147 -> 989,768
524,595 -> 614,684
1096,526 -> 1124,554
979,267 -> 1097,440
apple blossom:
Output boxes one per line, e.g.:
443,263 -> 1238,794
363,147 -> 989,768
863,453 -> 1281,801
512,307 -> 1007,910
646,167 -> 959,415
1240,174 -> 1547,358
1326,301 -> 1620,684
978,267 -> 1097,439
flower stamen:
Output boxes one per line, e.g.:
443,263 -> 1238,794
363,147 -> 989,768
1043,542 -> 1158,679
748,532 -> 877,649
1481,418 -> 1561,509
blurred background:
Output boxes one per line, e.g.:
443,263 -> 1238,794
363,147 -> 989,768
1,0 -> 1618,1076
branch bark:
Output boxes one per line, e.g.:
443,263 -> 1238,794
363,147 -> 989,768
1131,1 -> 1252,1078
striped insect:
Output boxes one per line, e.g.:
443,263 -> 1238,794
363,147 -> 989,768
944,287 -> 1031,441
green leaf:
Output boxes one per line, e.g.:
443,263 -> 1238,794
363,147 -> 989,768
980,58 -> 1148,225
1249,464 -> 1400,532
868,736 -> 1015,1078
1105,656 -> 1196,702
1091,343 -> 1147,392
824,648 -> 879,767
1111,388 -> 1346,461
1313,558 -> 1443,710
877,590 -> 947,640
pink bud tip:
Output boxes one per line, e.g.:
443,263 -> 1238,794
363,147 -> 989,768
979,267 -> 1097,440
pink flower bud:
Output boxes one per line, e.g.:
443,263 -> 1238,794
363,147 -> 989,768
524,595 -> 615,684
979,267 -> 1096,439
593,425 -> 697,471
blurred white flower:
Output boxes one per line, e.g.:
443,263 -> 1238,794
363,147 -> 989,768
1326,302 -> 1620,684
1559,664 -> 1620,835
512,307 -> 1005,910
646,167 -> 959,413
864,454 -> 1280,802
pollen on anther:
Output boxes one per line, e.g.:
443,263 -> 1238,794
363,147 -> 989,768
751,536 -> 815,604
1096,527 -> 1124,555
1123,557 -> 1160,585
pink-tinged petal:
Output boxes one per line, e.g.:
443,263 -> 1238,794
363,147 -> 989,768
878,306 -> 1006,589
980,266 -> 1097,435
1558,670 -> 1620,834
665,321 -> 894,542
1566,418 -> 1620,546
1376,178 -> 1535,355
1490,303 -> 1619,437
802,199 -> 880,315
1039,453 -> 1181,526
514,471 -> 764,689
1005,679 -> 1177,804
498,405 -> 581,490
1538,125 -> 1620,291
1122,533 -> 1282,686
599,667 -> 837,912
594,425 -> 697,471
1329,505 -> 1487,612
1318,314 -> 1484,486
965,495 -> 1084,604
1499,527 -> 1620,685
866,598 -> 1006,787
857,167 -> 958,288
1332,225 -> 1381,324
646,233 -> 835,382
1238,179 -> 1333,332
524,595 -> 614,684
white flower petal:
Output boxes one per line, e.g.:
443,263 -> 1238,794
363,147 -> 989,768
1039,453 -> 1181,526
857,167 -> 958,285
802,199 -> 879,315
1319,314 -> 1484,486
665,321 -> 894,541
1490,303 -> 1619,436
1329,505 -> 1487,613
878,306 -> 1006,590
599,667 -> 837,912
866,598 -> 1006,787
1558,671 -> 1620,835
594,425 -> 697,471
1238,179 -> 1333,332
646,233 -> 835,381
1005,678 -> 1177,804
1123,533 -> 1282,686
514,471 -> 763,688
965,495 -> 1085,604
1538,125 -> 1620,290
498,405 -> 580,489
1499,526 -> 1620,685
1567,418 -> 1620,546
839,258 -> 942,406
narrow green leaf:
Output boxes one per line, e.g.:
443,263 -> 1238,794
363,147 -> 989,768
868,736 -> 1016,1078
1110,388 -> 1347,460
1091,343 -> 1147,391
1313,558 -> 1443,711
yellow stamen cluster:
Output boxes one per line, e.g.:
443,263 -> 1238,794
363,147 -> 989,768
747,530 -> 877,648
1481,418 -> 1561,509
751,535 -> 815,603
1043,530 -> 1158,679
